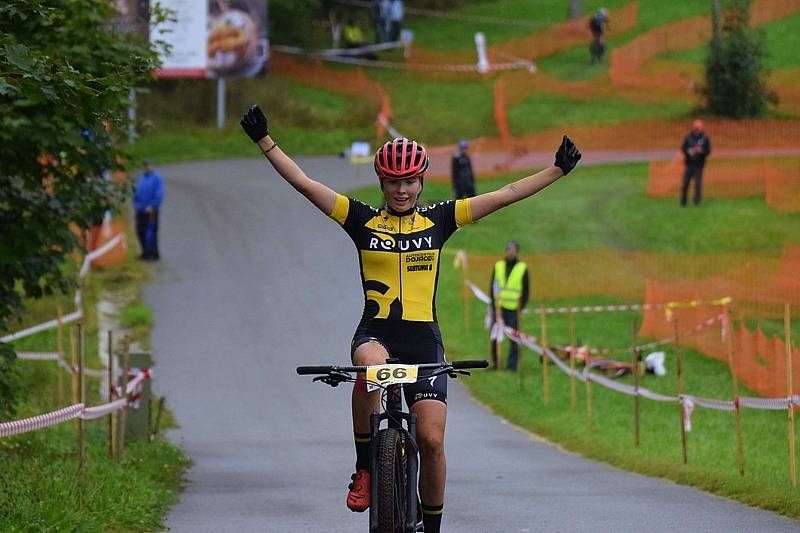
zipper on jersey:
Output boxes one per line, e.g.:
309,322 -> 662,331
397,213 -> 403,319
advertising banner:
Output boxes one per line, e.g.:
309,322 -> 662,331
152,0 -> 268,79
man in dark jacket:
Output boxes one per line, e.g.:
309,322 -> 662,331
681,119 -> 711,206
451,140 -> 476,199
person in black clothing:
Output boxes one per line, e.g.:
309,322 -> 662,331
680,119 -> 711,206
489,241 -> 529,371
451,139 -> 476,199
589,7 -> 609,63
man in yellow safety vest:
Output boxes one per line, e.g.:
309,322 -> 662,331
489,241 -> 529,370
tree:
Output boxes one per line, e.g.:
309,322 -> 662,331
0,0 -> 162,334
704,0 -> 774,117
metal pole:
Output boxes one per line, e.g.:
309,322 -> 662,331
786,303 -> 796,488
216,77 -> 226,130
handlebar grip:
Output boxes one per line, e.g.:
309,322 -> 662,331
296,365 -> 334,375
451,360 -> 489,370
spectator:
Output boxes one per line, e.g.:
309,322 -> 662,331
588,7 -> 609,63
343,18 -> 366,49
489,241 -> 529,371
371,0 -> 390,42
133,159 -> 164,260
680,119 -> 711,206
388,0 -> 404,42
451,140 -> 476,199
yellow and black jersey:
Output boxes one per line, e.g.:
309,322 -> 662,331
329,194 -> 473,322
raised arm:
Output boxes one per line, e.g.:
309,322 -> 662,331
469,135 -> 581,222
240,105 -> 337,216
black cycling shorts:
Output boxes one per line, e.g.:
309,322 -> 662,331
351,318 -> 447,406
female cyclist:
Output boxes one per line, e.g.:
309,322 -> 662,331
241,105 -> 581,532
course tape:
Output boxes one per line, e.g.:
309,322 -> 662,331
0,369 -> 151,439
464,280 -> 729,316
1,234 -> 124,344
501,326 -> 800,428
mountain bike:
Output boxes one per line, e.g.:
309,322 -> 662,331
297,359 -> 488,533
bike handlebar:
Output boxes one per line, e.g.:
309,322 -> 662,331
296,360 -> 488,376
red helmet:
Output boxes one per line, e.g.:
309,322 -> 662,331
374,138 -> 429,180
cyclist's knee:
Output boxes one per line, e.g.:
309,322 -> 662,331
352,339 -> 389,366
417,431 -> 445,457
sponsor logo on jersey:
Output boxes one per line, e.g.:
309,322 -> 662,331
369,233 -> 433,252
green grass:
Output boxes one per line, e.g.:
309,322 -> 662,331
507,94 -> 693,135
349,165 -> 800,517
355,163 -> 800,254
664,11 -> 800,71
1,214 -> 189,531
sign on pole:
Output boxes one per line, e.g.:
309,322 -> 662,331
152,0 -> 269,79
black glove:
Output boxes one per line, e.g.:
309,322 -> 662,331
554,135 -> 581,175
240,105 -> 268,143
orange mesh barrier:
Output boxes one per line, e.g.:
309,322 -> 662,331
488,2 -> 638,63
647,156 -> 800,212
462,248 -> 800,398
403,3 -> 637,81
269,51 -> 391,139
460,249 -> 794,306
609,0 -> 800,91
639,288 -> 800,399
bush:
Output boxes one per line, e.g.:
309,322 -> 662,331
0,343 -> 21,420
704,0 -> 774,118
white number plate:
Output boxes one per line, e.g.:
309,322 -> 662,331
365,364 -> 419,392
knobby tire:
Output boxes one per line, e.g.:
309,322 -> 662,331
375,428 -> 408,533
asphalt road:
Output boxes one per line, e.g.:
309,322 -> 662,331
147,156 -> 797,532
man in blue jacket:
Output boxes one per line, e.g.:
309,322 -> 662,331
680,119 -> 711,206
133,159 -> 164,260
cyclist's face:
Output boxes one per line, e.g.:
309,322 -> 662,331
383,177 -> 421,212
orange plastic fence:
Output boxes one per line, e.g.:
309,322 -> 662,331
403,3 -> 637,80
462,247 -> 800,398
269,51 -> 391,139
609,0 -> 800,92
640,286 -> 800,399
647,155 -> 800,212
487,2 -> 638,63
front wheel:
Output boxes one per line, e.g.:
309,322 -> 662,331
374,428 -> 409,532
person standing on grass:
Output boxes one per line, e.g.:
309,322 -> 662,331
451,140 -> 476,199
489,241 -> 529,371
133,159 -> 164,260
680,119 -> 711,206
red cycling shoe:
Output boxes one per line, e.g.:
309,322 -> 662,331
346,469 -> 370,512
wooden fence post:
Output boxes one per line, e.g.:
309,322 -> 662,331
786,303 -> 796,488
568,309 -> 577,412
540,304 -> 549,404
108,330 -> 116,459
675,319 -> 688,464
117,335 -> 131,461
725,309 -> 745,477
632,320 -> 640,448
56,306 -> 64,405
77,322 -> 86,488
